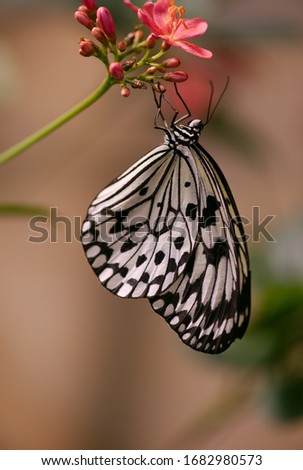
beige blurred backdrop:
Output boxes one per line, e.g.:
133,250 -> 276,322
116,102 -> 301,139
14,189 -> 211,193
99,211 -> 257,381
0,1 -> 303,449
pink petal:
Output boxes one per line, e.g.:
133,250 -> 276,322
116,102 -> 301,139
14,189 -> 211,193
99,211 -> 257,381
173,18 -> 208,40
138,2 -> 164,36
152,0 -> 174,34
174,40 -> 213,58
123,0 -> 139,14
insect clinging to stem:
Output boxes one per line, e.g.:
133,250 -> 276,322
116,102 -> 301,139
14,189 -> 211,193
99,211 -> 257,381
81,80 -> 251,354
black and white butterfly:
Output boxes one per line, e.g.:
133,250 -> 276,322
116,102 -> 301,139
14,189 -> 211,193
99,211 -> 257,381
81,83 -> 250,354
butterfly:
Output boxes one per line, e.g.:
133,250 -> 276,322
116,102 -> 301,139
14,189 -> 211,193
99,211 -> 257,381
81,83 -> 250,354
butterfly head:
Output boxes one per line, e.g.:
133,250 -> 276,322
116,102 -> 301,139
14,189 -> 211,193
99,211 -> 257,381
170,118 -> 203,147
188,119 -> 204,136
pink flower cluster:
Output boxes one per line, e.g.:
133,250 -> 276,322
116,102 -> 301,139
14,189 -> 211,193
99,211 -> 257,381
74,0 -> 212,96
75,3 -> 116,46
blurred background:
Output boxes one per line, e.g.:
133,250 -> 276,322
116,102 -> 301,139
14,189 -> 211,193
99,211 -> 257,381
0,0 -> 303,450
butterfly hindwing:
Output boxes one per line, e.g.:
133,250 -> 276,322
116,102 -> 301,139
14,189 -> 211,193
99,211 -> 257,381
149,144 -> 250,354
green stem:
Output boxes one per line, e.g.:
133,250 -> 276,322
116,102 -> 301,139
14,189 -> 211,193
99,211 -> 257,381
149,49 -> 165,61
0,74 -> 113,165
0,203 -> 48,217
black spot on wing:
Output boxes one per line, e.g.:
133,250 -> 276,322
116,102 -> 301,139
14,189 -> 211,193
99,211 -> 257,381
136,254 -> 147,267
178,251 -> 190,268
186,203 -> 198,220
201,195 -> 220,228
141,272 -> 150,283
173,236 -> 185,250
167,258 -> 177,272
155,251 -> 165,265
121,239 -> 137,252
139,187 -> 148,196
120,266 -> 129,278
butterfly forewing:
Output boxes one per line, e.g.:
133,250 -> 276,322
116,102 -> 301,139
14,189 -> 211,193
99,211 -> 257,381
82,144 -> 201,298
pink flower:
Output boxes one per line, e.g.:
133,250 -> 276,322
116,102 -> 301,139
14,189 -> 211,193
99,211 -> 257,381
124,0 -> 212,59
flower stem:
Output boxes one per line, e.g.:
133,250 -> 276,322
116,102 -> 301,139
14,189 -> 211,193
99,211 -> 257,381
0,74 -> 113,165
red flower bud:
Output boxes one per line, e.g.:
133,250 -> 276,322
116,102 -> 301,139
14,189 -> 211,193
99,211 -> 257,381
124,32 -> 136,45
121,86 -> 131,97
92,27 -> 107,45
161,41 -> 171,52
146,66 -> 157,75
109,62 -> 124,80
161,58 -> 181,69
164,71 -> 188,83
79,40 -> 96,57
74,10 -> 94,30
146,33 -> 157,49
118,41 -> 127,52
134,29 -> 144,43
97,7 -> 116,43
78,6 -> 89,14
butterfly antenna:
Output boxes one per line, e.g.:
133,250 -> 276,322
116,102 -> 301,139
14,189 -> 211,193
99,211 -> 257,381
205,76 -> 230,125
206,80 -> 215,124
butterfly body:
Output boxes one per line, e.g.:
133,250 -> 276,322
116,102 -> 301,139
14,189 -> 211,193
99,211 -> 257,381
81,116 -> 250,354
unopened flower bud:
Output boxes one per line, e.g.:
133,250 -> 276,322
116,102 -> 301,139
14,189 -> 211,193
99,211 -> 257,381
97,7 -> 116,43
92,27 -> 107,45
74,10 -> 94,30
82,0 -> 97,10
164,71 -> 188,82
161,41 -> 171,52
109,62 -> 124,80
78,6 -> 89,14
145,66 -> 158,75
121,86 -> 131,97
161,58 -> 181,69
79,39 -> 97,57
134,29 -> 144,44
146,33 -> 157,49
118,41 -> 127,52
124,32 -> 136,46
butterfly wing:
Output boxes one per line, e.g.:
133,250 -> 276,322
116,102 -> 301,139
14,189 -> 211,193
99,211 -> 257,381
149,143 -> 250,354
81,145 -> 201,298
